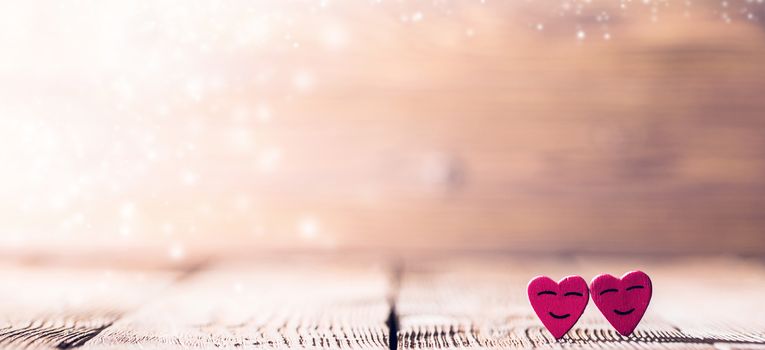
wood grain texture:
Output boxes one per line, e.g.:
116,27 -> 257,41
84,257 -> 392,349
0,262 -> 181,349
575,257 -> 765,345
1,255 -> 764,350
396,256 -> 765,350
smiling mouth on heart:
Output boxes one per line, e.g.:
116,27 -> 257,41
613,308 -> 636,316
548,312 -> 571,319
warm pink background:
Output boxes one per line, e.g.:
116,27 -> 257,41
1,1 -> 764,258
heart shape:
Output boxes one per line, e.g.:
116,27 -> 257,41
590,271 -> 652,336
527,275 -> 589,339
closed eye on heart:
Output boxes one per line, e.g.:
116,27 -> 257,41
563,291 -> 583,296
626,285 -> 644,291
537,290 -> 557,296
599,288 -> 618,295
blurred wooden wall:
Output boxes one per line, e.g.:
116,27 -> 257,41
232,2 -> 765,254
1,1 -> 765,255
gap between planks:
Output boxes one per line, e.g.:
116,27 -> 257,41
1,256 -> 765,349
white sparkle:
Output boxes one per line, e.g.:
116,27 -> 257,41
257,147 -> 282,172
256,104 -> 272,123
298,216 -> 319,239
185,79 -> 204,101
293,71 -> 315,92
227,127 -> 255,152
119,225 -> 131,237
120,202 -> 136,220
161,222 -> 175,236
169,244 -> 185,260
181,171 -> 198,186
320,24 -> 349,49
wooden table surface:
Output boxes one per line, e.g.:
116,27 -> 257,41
1,254 -> 764,350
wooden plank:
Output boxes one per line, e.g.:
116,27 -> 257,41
0,262 -> 182,349
575,257 -> 765,344
396,256 -> 765,350
3,254 -> 762,350
84,257 -> 392,349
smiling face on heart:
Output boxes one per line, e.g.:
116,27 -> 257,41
590,271 -> 652,336
527,275 -> 589,339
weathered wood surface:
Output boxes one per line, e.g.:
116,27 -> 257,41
84,258 -> 392,349
0,262 -> 182,349
1,255 -> 764,349
396,256 -> 765,350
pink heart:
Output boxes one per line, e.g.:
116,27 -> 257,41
527,275 -> 589,340
590,271 -> 653,336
